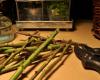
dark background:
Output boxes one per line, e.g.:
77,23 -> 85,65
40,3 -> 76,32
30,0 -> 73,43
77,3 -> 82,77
1,0 -> 93,23
70,0 -> 93,20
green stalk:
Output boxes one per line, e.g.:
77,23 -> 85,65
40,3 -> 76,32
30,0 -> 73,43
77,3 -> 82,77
0,60 -> 24,74
0,44 -> 61,64
0,42 -> 25,47
4,46 -> 38,54
10,28 -> 59,80
30,44 -> 64,80
0,41 -> 43,48
0,37 -> 36,71
0,53 -> 53,75
44,54 -> 71,80
37,42 -> 71,80
47,44 -> 61,50
4,44 -> 60,54
0,47 -> 13,51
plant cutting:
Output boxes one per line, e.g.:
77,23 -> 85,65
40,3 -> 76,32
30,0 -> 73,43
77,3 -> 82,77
9,28 -> 59,80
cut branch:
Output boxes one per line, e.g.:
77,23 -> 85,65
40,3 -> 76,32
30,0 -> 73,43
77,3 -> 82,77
10,29 -> 59,80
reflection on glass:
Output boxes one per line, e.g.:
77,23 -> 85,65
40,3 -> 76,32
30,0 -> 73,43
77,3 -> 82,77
17,1 -> 42,21
47,0 -> 69,21
16,0 -> 70,21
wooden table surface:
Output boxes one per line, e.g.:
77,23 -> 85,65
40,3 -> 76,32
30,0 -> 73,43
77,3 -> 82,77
0,20 -> 100,80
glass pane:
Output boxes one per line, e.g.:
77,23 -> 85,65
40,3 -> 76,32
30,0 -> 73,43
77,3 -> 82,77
16,0 -> 70,21
17,1 -> 42,21
45,0 -> 70,21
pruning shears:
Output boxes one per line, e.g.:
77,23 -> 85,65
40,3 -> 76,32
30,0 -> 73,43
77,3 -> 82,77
74,44 -> 100,73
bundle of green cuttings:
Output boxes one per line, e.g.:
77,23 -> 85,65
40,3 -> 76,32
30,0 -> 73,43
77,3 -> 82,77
0,29 -> 73,80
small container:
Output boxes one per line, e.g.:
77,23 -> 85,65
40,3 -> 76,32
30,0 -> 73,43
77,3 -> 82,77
0,12 -> 15,44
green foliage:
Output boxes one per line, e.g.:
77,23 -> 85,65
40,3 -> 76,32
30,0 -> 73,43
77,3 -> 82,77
48,0 -> 69,20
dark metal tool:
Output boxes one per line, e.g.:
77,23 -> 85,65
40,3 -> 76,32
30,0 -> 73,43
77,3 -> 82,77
74,44 -> 100,73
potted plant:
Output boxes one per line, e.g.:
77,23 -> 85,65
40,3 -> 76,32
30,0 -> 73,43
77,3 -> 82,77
48,0 -> 69,21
